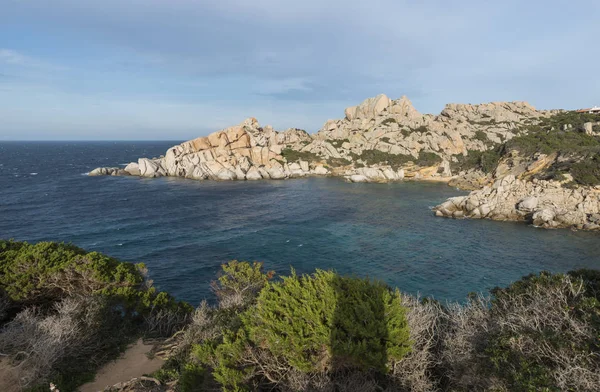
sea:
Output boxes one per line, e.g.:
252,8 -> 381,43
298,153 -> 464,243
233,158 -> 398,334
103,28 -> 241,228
1,141 -> 599,305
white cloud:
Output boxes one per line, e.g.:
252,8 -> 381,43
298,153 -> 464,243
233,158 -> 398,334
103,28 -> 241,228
0,48 -> 67,72
1,0 -> 599,137
0,49 -> 30,65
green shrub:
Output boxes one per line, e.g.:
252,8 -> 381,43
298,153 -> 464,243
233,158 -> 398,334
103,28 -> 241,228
211,260 -> 274,310
484,271 -> 600,391
349,150 -> 441,169
281,148 -> 320,163
505,112 -> 600,157
192,267 -> 412,391
327,157 -> 352,167
381,118 -> 397,126
0,240 -> 188,316
473,130 -> 489,143
380,136 -> 391,143
328,138 -> 349,148
417,151 -> 443,167
451,147 -> 501,174
569,155 -> 600,186
501,112 -> 600,185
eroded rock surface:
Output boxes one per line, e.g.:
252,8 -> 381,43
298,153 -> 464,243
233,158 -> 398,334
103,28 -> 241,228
434,175 -> 600,230
92,118 -> 324,181
91,94 -> 552,184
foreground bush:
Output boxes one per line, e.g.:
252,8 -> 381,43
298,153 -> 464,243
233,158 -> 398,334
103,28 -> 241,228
160,265 -> 416,391
0,240 -> 192,391
442,270 -> 600,392
2,242 -> 600,391
165,264 -> 600,392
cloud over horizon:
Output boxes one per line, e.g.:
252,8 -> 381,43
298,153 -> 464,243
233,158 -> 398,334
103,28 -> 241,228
0,0 -> 598,140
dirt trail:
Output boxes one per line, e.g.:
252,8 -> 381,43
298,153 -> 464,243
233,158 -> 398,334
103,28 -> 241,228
0,357 -> 20,392
78,339 -> 164,392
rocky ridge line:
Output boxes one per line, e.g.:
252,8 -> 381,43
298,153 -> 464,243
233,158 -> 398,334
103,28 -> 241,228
91,94 -> 550,183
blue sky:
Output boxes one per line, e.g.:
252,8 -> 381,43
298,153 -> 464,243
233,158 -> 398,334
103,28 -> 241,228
1,0 -> 599,140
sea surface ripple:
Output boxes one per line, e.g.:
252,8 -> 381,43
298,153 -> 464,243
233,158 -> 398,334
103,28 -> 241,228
1,141 -> 599,304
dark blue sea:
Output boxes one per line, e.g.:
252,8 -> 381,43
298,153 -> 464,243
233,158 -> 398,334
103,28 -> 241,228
1,141 -> 599,304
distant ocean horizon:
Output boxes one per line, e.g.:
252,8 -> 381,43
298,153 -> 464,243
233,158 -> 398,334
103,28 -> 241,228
1,141 -> 599,305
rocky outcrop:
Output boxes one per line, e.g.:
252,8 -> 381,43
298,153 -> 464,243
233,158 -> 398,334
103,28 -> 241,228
309,94 -> 550,162
89,167 -> 131,176
91,118 -> 330,181
346,167 -> 405,183
434,175 -> 600,230
92,94 -> 553,184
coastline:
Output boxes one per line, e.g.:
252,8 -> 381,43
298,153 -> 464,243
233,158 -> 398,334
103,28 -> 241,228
87,95 -> 600,232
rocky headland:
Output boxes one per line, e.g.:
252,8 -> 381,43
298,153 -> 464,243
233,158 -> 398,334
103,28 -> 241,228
91,94 -> 600,230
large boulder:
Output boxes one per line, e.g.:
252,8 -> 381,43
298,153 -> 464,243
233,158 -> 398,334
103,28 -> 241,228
124,162 -> 140,176
349,174 -> 369,183
344,94 -> 391,120
517,196 -> 538,213
245,166 -> 262,180
138,158 -> 162,177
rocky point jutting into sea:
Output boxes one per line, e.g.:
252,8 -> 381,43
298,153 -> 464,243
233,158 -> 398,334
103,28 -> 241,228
91,94 -> 600,231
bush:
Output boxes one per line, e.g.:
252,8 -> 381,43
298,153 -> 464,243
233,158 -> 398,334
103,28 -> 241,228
326,157 -> 352,167
569,155 -> 600,186
417,151 -> 443,167
473,130 -> 489,143
442,271 -> 600,392
350,150 -> 441,169
504,111 -> 600,156
0,240 -> 192,391
0,296 -> 124,390
0,240 -> 188,317
249,270 -> 411,373
451,147 -> 502,174
211,260 -> 274,310
4,244 -> 600,392
190,267 -> 412,391
281,148 -> 320,163
413,125 -> 429,133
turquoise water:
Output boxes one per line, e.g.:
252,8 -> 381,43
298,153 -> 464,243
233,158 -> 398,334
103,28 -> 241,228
1,142 -> 599,304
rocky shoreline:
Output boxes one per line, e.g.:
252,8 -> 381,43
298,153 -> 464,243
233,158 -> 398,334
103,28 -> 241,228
434,175 -> 600,230
91,94 -> 600,231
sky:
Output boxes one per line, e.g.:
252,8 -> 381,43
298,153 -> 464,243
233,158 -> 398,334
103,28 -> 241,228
0,0 -> 599,140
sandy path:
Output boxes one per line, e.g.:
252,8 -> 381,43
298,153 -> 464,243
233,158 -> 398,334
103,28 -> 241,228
0,358 -> 21,392
78,339 -> 164,392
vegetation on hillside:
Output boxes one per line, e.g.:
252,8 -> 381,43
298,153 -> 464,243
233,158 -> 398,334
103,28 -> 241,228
451,147 -> 502,174
280,148 -> 321,163
452,111 -> 600,184
350,149 -> 442,169
2,242 -> 599,391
